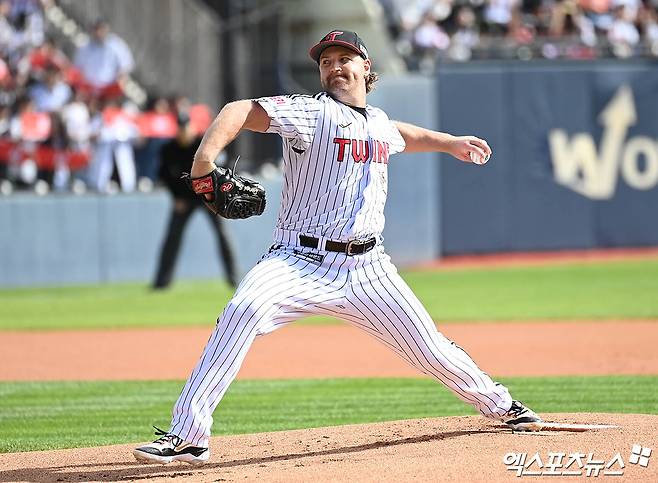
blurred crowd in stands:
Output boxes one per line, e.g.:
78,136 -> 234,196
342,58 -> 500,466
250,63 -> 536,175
379,0 -> 658,71
0,0 -> 212,195
3,0 -> 657,195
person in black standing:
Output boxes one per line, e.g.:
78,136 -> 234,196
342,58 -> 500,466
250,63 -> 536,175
153,111 -> 238,289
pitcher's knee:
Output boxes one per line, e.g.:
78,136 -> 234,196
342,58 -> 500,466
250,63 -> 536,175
219,296 -> 277,334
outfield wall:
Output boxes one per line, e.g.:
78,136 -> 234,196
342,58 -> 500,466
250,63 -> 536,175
437,60 -> 658,254
0,188 -> 280,287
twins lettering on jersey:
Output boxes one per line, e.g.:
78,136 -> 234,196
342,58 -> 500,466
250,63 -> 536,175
256,92 -> 406,240
333,137 -> 390,164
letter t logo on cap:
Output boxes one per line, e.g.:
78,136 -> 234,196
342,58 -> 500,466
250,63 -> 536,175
325,31 -> 344,41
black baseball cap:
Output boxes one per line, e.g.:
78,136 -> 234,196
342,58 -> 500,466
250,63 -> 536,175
309,30 -> 369,63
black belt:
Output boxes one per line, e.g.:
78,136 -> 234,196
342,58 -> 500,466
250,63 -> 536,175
299,235 -> 376,256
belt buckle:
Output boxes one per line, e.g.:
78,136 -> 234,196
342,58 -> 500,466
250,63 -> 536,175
346,239 -> 365,256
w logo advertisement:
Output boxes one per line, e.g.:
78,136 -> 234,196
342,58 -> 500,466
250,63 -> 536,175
438,64 -> 658,252
548,85 -> 658,200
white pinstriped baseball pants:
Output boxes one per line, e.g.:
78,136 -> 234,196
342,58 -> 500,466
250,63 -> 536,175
169,244 -> 513,447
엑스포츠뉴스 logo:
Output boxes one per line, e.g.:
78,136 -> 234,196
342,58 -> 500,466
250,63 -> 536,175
220,182 -> 234,192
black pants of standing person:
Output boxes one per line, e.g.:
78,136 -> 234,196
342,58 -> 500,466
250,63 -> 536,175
153,199 -> 238,289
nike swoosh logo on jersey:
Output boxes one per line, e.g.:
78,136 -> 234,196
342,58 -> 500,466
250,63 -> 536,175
339,122 -> 352,128
292,146 -> 305,154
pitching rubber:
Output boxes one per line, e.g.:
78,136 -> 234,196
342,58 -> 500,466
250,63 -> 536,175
503,422 -> 619,433
536,422 -> 619,432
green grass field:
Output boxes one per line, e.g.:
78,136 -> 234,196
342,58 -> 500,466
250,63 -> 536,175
1,258 -> 656,453
1,259 -> 657,330
1,376 -> 657,453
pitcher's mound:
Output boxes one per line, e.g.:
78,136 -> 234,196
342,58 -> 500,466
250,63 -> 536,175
1,414 -> 656,482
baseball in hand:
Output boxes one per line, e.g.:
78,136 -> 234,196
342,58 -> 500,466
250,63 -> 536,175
469,151 -> 490,165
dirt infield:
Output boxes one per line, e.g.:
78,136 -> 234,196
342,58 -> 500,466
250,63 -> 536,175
2,320 -> 657,381
1,414 -> 656,482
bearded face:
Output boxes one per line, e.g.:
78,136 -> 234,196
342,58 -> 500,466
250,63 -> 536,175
319,46 -> 370,99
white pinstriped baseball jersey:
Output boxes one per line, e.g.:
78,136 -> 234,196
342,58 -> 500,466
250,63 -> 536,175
256,93 -> 405,245
166,92 -> 515,449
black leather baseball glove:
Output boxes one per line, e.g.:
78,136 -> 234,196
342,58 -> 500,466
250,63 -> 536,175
183,166 -> 266,219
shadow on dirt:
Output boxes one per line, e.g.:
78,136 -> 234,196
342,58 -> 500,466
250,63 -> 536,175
0,429 -> 502,481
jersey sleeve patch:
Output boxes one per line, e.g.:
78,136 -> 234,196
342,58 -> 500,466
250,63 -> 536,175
255,95 -> 321,140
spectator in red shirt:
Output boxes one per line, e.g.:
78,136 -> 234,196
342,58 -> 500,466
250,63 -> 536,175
135,95 -> 177,186
28,36 -> 69,77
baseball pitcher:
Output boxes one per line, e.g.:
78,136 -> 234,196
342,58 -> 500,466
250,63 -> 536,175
134,29 -> 542,465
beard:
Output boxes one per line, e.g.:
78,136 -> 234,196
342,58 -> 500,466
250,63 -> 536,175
321,74 -> 352,95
